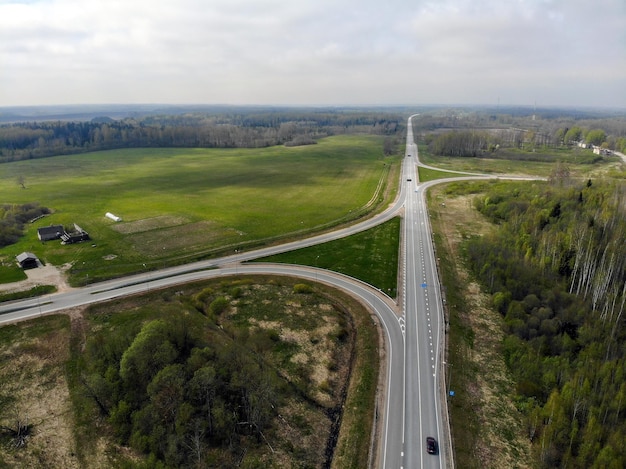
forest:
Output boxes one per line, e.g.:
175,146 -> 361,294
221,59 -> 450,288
462,175 -> 626,467
0,109 -> 403,163
412,109 -> 626,158
425,126 -> 625,158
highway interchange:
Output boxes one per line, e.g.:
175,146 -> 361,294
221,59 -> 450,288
1,115 -> 458,468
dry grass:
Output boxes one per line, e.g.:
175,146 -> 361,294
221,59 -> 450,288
0,318 -> 79,468
244,292 -> 348,407
430,186 -> 532,468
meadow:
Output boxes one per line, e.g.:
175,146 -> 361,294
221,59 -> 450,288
0,135 -> 393,285
417,143 -> 622,178
255,217 -> 401,298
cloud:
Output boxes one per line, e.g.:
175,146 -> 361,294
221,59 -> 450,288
401,0 -> 626,104
0,0 -> 624,107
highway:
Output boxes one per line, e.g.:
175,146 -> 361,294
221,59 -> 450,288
402,116 -> 446,468
0,115 -> 452,468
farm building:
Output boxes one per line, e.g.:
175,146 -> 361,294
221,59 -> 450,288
61,224 -> 90,244
16,252 -> 39,269
37,223 -> 90,244
593,147 -> 612,156
37,224 -> 64,241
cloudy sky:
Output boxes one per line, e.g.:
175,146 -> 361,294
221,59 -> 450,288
1,0 -> 625,108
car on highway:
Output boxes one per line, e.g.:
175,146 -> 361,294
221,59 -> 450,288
426,436 -> 438,455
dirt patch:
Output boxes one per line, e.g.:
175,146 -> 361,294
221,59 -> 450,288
0,263 -> 73,294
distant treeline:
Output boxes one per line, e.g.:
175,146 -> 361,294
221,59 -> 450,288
0,110 -> 403,163
414,112 -> 626,157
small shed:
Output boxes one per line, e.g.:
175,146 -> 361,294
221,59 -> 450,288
16,252 -> 39,269
37,224 -> 64,241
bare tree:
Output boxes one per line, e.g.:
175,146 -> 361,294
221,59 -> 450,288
1,410 -> 32,448
548,162 -> 571,186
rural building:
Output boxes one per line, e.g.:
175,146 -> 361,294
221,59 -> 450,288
37,223 -> 90,244
16,252 -> 39,269
37,224 -> 64,241
593,147 -> 611,156
61,223 -> 90,244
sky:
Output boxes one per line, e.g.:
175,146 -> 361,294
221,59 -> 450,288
1,0 -> 625,108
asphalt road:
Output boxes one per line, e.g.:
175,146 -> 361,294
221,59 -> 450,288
0,115 -> 455,468
402,116 -> 446,469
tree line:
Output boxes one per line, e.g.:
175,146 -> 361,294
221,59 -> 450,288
425,126 -> 625,158
0,110 -> 403,163
414,109 -> 626,157
463,177 -> 626,467
0,203 -> 49,248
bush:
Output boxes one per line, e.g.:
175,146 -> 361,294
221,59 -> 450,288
208,296 -> 230,315
293,283 -> 313,294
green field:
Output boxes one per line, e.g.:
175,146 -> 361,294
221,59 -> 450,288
417,144 -> 622,177
0,135 -> 394,285
255,217 -> 401,298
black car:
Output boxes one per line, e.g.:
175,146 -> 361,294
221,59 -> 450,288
426,436 -> 438,455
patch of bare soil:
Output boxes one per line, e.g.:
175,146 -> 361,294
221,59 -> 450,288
431,187 -> 532,468
0,263 -> 73,294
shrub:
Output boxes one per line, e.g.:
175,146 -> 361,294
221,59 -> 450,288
208,296 -> 230,315
293,283 -> 313,294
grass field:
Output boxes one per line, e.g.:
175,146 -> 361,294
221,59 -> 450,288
253,217 -> 401,298
0,135 -> 394,285
417,166 -> 460,182
417,144 -> 622,178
